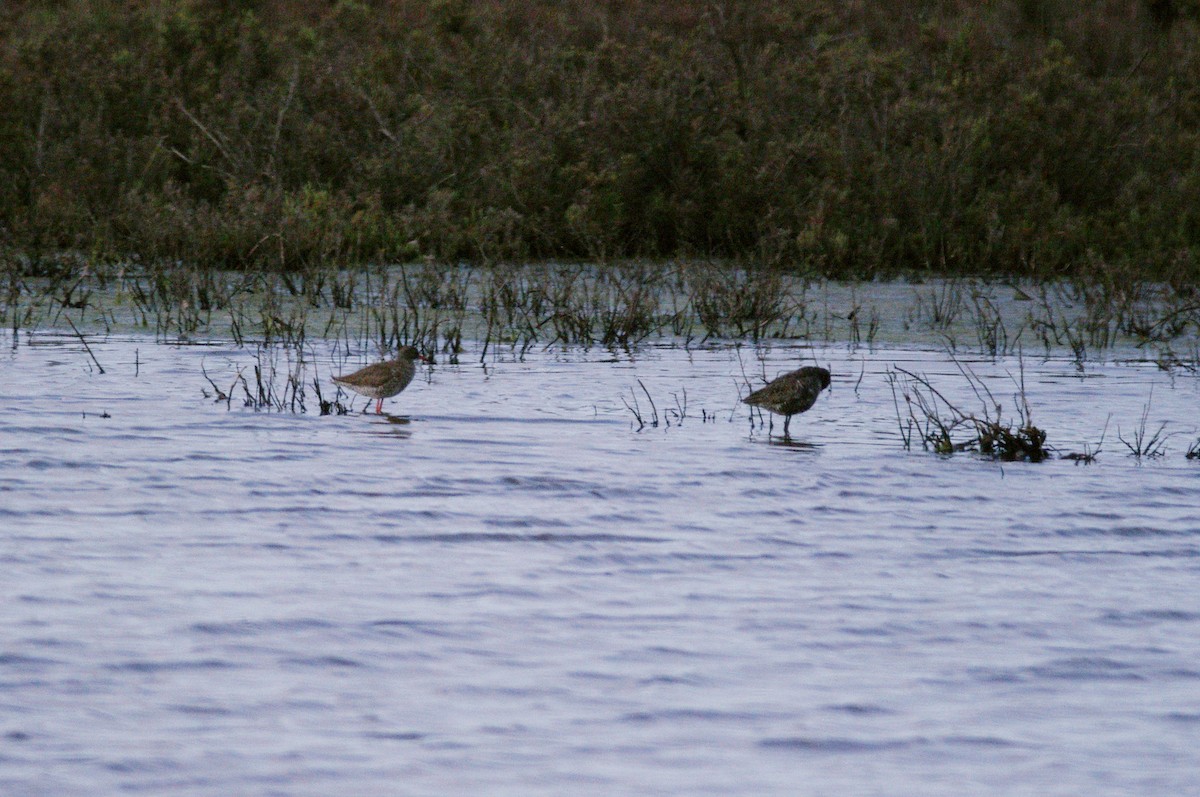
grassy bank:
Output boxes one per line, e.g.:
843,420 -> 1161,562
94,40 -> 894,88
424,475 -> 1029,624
2,0 -> 1200,281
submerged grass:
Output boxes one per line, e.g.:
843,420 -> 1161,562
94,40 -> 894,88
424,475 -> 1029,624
622,379 -> 716,432
1117,389 -> 1172,459
7,256 -> 1200,376
887,354 -> 1051,462
201,344 -> 348,415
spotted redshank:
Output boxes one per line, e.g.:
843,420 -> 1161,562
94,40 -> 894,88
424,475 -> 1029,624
332,346 -> 428,414
742,365 -> 831,438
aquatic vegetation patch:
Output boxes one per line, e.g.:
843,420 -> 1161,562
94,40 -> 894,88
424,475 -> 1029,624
1059,418 -> 1110,466
621,379 -> 716,432
887,357 -> 1051,462
8,248 -> 1200,379
201,345 -> 347,415
687,265 -> 801,341
1117,390 -> 1172,460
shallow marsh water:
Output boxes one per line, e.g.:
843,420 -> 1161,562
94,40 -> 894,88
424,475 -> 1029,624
1,327 -> 1199,796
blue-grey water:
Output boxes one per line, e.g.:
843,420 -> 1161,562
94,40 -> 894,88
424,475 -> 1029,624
2,330 -> 1199,796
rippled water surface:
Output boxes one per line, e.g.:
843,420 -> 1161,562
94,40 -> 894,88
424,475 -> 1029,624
2,330 -> 1199,796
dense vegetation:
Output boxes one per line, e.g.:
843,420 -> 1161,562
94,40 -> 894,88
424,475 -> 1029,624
2,0 -> 1199,281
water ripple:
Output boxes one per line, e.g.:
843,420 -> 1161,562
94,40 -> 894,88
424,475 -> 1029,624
190,618 -> 335,636
377,531 -> 664,544
3,335 -> 1200,795
105,660 -> 238,673
759,736 -> 917,753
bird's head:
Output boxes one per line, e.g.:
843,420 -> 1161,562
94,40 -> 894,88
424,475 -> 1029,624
397,346 -> 432,364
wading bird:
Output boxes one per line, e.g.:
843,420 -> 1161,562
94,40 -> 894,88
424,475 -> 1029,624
332,346 -> 429,414
742,365 -> 831,439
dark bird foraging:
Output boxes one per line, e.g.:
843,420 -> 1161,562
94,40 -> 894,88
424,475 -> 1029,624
743,365 -> 831,438
332,346 -> 428,414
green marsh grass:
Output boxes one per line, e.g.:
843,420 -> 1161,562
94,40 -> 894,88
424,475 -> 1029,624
5,2 -> 1200,282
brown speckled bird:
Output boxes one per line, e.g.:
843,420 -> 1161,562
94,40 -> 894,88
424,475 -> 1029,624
743,365 -> 831,438
332,346 -> 428,414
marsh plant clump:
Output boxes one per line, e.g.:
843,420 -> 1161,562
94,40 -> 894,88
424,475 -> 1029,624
887,357 -> 1051,462
1117,390 -> 1172,459
622,379 -> 714,432
201,345 -> 348,415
